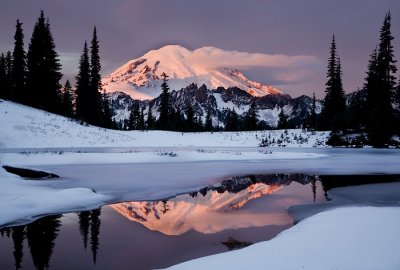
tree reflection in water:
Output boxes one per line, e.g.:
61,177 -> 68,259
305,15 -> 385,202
0,209 -> 101,270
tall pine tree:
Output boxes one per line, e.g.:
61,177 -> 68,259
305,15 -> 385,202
277,108 -> 288,129
185,106 -> 195,131
60,80 -> 74,117
310,92 -> 317,130
26,11 -> 62,113
100,90 -> 113,128
0,53 -> 8,99
3,52 -> 13,100
366,12 -> 397,147
157,72 -> 171,130
0,53 -> 11,99
75,41 -> 91,122
11,19 -> 26,103
205,107 -> 213,131
89,27 -> 103,126
243,101 -> 258,130
146,101 -> 155,130
320,35 -> 346,131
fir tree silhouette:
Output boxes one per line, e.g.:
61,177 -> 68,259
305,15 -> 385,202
27,215 -> 61,270
311,178 -> 317,202
78,211 -> 91,250
90,209 -> 101,264
12,225 -> 26,270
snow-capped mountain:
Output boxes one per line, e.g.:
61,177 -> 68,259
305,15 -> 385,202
102,45 -> 281,99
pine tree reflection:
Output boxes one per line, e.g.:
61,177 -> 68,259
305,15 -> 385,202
12,226 -> 26,270
77,211 -> 90,250
90,208 -> 101,264
27,215 -> 61,270
0,227 -> 11,238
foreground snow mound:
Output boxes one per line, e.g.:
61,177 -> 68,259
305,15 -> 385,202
0,169 -> 109,227
168,207 -> 400,270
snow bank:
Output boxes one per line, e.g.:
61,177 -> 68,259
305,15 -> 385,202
0,100 -> 329,148
168,207 -> 400,270
0,168 -> 110,227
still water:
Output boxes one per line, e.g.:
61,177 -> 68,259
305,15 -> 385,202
1,174 -> 397,270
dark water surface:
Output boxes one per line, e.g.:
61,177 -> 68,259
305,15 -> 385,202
1,174 -> 398,270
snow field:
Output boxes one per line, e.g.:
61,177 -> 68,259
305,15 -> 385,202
168,207 -> 400,270
0,100 -> 329,148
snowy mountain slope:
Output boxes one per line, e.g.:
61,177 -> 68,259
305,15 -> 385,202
102,45 -> 281,99
0,99 -> 329,148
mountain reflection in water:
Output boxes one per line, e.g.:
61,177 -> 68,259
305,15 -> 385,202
110,174 -> 326,235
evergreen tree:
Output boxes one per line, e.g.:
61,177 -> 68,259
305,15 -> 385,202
186,106 -> 195,131
146,102 -> 155,130
26,11 -> 62,113
320,35 -> 346,131
60,80 -> 74,117
397,77 -> 400,107
277,108 -> 288,129
366,12 -> 397,147
0,54 -> 6,99
157,72 -> 171,130
12,226 -> 26,270
11,19 -> 26,103
196,115 -> 203,131
100,90 -> 113,128
244,101 -> 258,130
4,51 -> 13,99
27,215 -> 61,270
225,108 -> 239,131
139,106 -> 145,130
311,92 -> 317,130
128,103 -> 141,130
205,107 -> 213,131
397,77 -> 400,106
78,211 -> 90,250
0,53 -> 13,99
347,90 -> 367,131
90,209 -> 101,264
89,27 -> 103,125
75,41 -> 91,122
170,106 -> 184,131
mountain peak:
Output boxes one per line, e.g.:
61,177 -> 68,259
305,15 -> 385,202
102,45 -> 282,99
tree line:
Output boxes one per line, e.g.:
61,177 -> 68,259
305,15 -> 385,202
0,11 -> 113,128
316,12 -> 400,147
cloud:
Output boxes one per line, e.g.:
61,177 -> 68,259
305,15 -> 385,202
186,46 -> 321,70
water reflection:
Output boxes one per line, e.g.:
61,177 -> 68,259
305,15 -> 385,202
110,174 -> 325,236
78,209 -> 102,264
1,173 -> 398,270
0,210 -> 101,270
